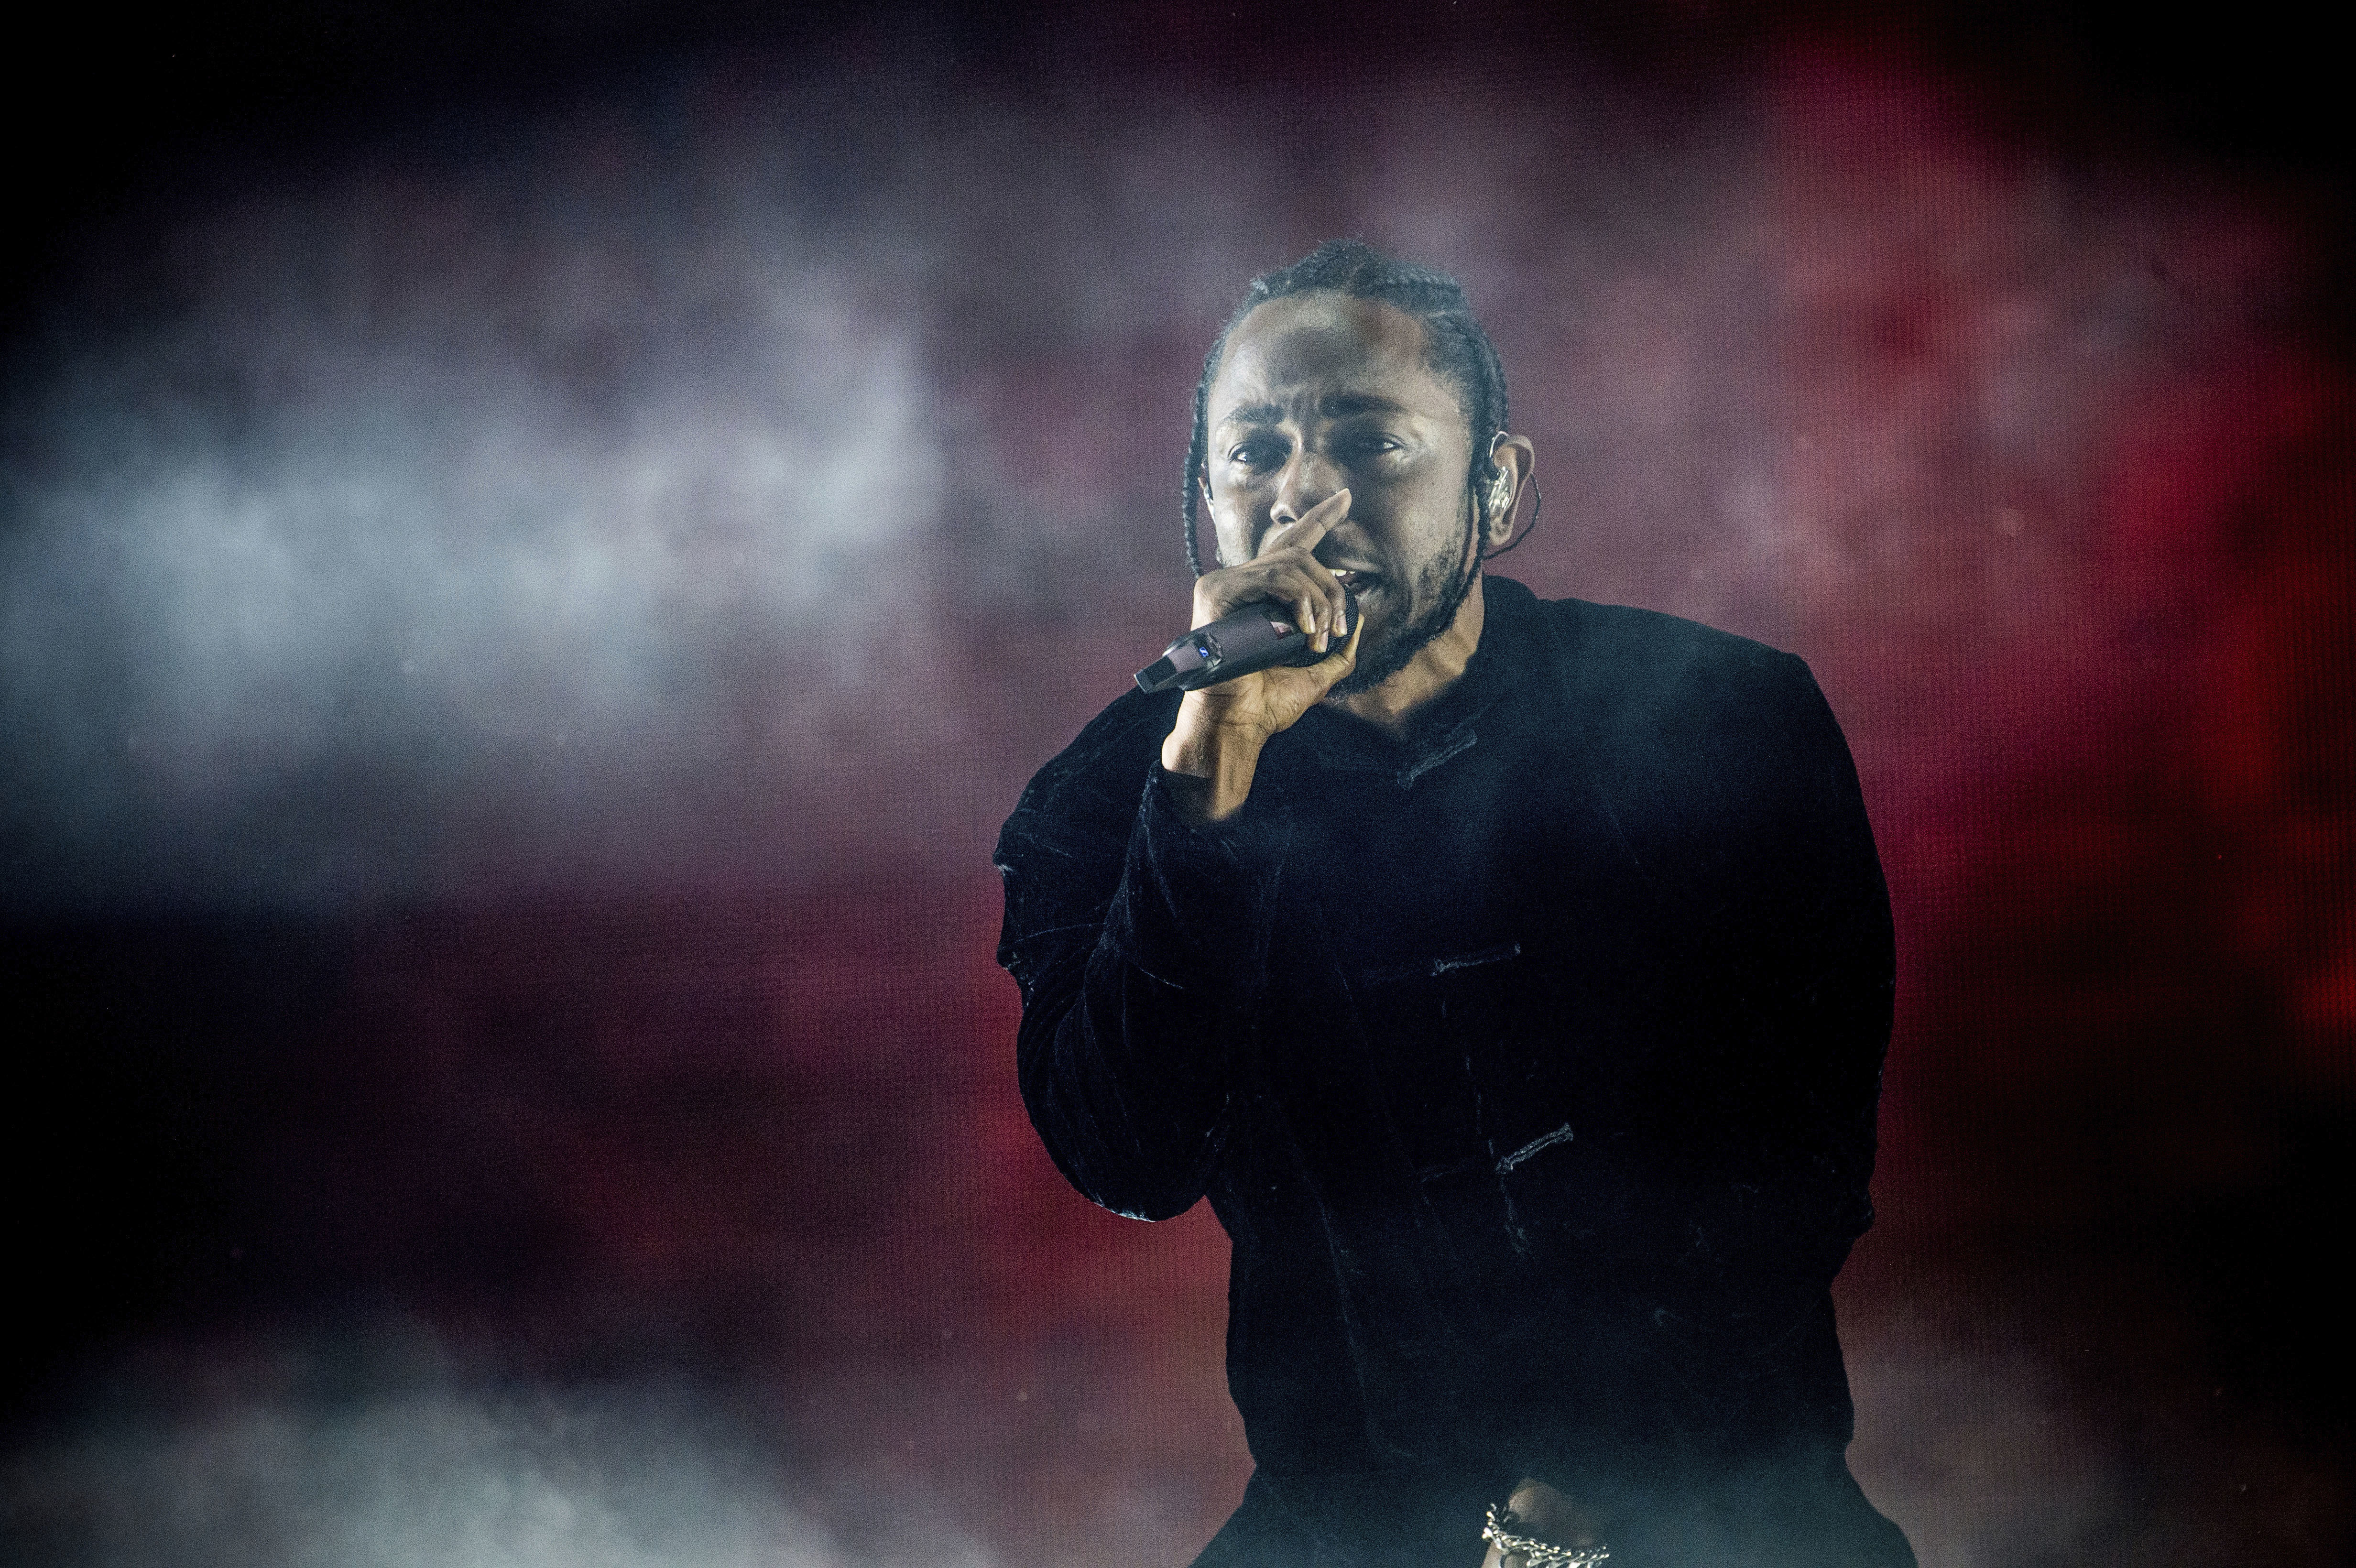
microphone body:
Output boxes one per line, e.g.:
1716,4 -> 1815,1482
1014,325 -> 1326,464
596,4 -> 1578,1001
1134,589 -> 1359,695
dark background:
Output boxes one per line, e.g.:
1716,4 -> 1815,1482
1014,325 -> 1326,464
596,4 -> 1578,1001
3,4 -> 2350,1564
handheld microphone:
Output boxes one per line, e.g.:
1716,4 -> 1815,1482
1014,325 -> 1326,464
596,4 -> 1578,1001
1134,588 -> 1358,695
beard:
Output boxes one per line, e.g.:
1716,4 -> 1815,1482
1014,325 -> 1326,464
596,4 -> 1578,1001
1328,520 -> 1481,698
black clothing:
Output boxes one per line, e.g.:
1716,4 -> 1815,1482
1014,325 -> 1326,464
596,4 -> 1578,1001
994,578 -> 1912,1568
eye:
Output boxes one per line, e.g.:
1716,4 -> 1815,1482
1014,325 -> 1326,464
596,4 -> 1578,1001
1340,432 -> 1403,458
1225,435 -> 1285,468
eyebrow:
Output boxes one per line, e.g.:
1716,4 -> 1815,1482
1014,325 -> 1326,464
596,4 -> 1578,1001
1214,392 -> 1413,428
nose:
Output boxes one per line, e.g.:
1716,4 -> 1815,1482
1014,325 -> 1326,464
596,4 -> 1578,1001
1268,447 -> 1345,531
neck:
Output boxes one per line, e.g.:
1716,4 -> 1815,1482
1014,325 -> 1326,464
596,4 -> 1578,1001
1327,572 -> 1486,737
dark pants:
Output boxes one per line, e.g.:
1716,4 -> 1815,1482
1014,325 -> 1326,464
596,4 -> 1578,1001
1192,1471 -> 1487,1568
1191,1455 -> 1916,1568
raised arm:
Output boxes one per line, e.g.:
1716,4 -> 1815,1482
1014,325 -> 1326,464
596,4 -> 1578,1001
996,492 -> 1360,1219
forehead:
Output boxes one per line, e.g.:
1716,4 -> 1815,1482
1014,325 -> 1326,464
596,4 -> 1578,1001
1210,293 -> 1461,423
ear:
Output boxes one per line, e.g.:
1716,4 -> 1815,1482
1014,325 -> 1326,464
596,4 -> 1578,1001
1483,435 -> 1538,551
1486,468 -> 1513,518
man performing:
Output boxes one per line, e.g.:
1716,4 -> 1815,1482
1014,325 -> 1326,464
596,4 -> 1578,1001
993,241 -> 1914,1568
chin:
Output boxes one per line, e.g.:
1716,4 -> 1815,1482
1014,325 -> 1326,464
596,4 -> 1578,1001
1330,629 -> 1414,697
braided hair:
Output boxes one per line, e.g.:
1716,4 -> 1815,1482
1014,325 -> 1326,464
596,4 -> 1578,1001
1182,240 -> 1511,576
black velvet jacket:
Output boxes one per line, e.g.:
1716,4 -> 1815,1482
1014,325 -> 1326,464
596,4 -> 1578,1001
995,578 -> 1903,1565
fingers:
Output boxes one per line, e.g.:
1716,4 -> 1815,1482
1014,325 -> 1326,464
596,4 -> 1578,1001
1326,605 -> 1363,670
1261,490 -> 1350,646
1196,552 -> 1351,641
1294,589 -> 1323,650
1259,487 -> 1350,557
1173,591 -> 1360,759
1191,489 -> 1352,640
1299,603 -> 1362,677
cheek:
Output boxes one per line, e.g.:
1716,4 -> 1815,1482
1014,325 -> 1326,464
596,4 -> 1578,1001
1371,479 -> 1473,564
1207,498 -> 1261,567
1364,456 -> 1466,513
1225,513 -> 1263,567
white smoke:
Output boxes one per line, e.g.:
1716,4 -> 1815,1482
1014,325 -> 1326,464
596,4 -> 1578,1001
0,61 -> 2298,912
1,152 -> 950,908
0,1329 -> 1028,1568
4,1387 -> 834,1568
156,1404 -> 813,1566
9,1304 -> 2338,1568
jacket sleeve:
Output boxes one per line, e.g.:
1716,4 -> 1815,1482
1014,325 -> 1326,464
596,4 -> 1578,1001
993,694 -> 1293,1220
1640,648 -> 1892,1461
1664,650 -> 1892,1296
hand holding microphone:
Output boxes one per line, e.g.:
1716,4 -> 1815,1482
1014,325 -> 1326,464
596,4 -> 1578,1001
1135,586 -> 1358,693
1155,490 -> 1361,824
